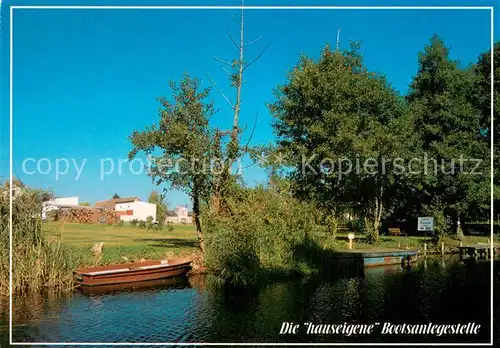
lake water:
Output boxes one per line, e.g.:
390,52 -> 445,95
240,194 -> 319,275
1,258 -> 498,345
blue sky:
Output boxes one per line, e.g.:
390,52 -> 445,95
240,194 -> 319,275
0,0 -> 497,208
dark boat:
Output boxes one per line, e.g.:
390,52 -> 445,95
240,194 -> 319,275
73,258 -> 192,292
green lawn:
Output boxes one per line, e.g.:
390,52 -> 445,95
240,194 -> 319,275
323,232 -> 495,252
43,221 -> 198,267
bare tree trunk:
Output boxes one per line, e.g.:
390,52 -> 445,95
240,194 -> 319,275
367,184 -> 384,243
208,1 -> 268,215
230,5 -> 245,148
375,186 -> 384,233
192,187 -> 204,252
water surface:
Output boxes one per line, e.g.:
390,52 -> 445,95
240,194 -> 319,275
2,258 -> 498,345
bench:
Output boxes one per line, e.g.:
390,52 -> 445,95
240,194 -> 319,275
388,227 -> 406,237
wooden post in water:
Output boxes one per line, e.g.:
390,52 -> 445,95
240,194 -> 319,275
424,243 -> 427,258
441,242 -> 444,256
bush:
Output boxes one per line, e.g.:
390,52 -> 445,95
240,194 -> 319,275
116,220 -> 124,227
155,218 -> 164,230
138,220 -> 146,229
422,200 -> 452,244
324,215 -> 339,236
364,217 -> 380,244
146,216 -> 154,229
130,219 -> 138,227
203,185 -> 325,286
45,210 -> 58,222
348,218 -> 365,234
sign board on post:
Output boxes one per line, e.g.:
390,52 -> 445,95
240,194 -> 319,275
418,217 -> 434,231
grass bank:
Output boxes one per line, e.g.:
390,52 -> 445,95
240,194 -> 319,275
320,232 -> 495,252
43,221 -> 199,267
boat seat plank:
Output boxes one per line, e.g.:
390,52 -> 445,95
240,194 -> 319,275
130,264 -> 171,271
85,268 -> 131,276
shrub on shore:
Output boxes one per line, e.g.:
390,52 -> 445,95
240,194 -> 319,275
203,185 -> 326,286
0,186 -> 74,296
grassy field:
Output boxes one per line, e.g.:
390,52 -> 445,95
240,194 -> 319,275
43,221 -> 198,267
43,221 -> 496,268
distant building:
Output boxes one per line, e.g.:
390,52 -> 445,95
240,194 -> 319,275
42,196 -> 79,220
95,197 -> 156,222
165,206 -> 193,224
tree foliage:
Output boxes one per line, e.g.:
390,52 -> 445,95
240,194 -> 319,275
269,36 -> 492,242
148,190 -> 168,225
129,74 -> 217,250
270,43 -> 411,242
407,35 -> 490,230
474,43 -> 500,219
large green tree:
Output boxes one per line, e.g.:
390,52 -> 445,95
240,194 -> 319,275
270,43 -> 412,242
407,35 -> 490,233
129,74 -> 216,251
473,43 -> 500,221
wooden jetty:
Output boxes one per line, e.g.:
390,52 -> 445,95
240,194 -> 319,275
331,248 -> 418,267
457,244 -> 500,261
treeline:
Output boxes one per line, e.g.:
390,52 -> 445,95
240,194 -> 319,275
130,34 -> 497,285
270,36 -> 495,243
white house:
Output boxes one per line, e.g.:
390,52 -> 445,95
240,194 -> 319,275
165,206 -> 193,224
42,196 -> 79,220
115,200 -> 157,222
95,197 -> 156,222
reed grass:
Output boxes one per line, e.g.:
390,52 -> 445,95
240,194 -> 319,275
0,188 -> 75,296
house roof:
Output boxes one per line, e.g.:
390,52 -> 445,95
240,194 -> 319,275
115,197 -> 141,203
166,210 -> 177,217
94,197 -> 141,209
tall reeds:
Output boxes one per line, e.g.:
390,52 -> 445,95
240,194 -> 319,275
0,186 -> 74,296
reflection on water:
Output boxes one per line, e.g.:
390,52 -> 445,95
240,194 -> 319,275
1,257 -> 497,344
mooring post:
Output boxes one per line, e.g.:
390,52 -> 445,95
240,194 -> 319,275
424,243 -> 427,258
348,233 -> 354,250
441,242 -> 444,256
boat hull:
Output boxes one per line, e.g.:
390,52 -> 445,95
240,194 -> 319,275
78,275 -> 189,295
73,259 -> 192,291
